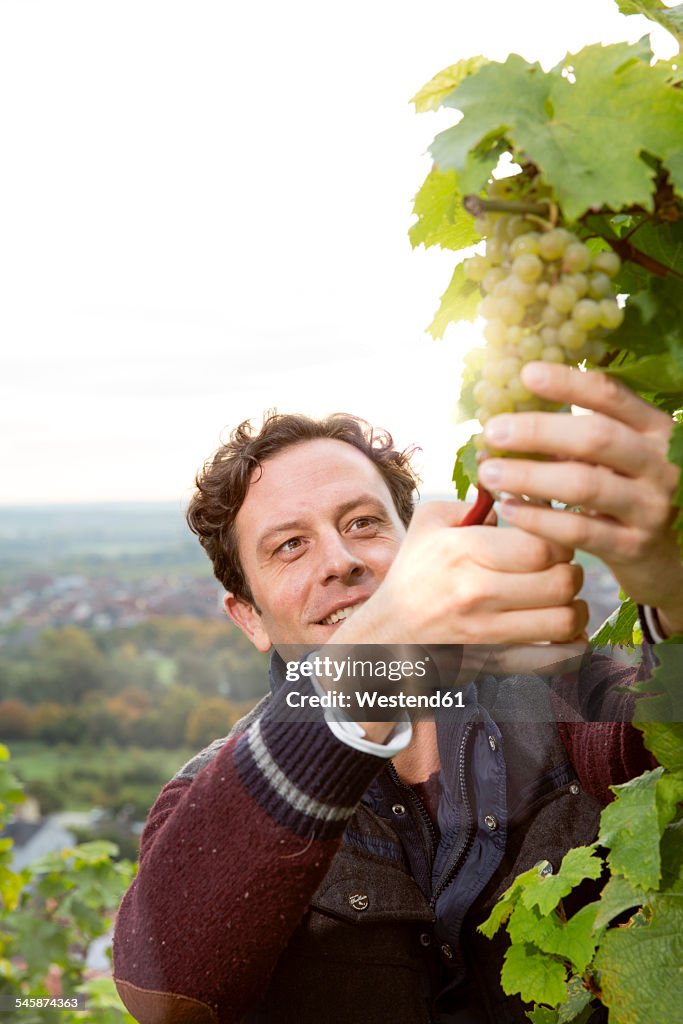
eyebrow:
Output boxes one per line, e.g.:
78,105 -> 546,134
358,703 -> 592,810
256,494 -> 391,554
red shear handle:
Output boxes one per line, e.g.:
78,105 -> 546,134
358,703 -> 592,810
458,484 -> 494,527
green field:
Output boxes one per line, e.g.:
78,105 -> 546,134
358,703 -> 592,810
6,740 -> 198,816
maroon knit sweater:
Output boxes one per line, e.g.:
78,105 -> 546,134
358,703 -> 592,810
112,661 -> 655,1024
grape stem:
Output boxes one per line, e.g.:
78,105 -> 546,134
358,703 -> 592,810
459,485 -> 495,527
463,194 -> 552,219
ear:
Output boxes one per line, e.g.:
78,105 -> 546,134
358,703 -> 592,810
223,592 -> 272,653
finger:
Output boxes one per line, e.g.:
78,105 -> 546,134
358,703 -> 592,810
478,458 -> 646,523
483,410 -> 654,477
520,362 -> 669,434
411,499 -> 482,530
457,525 -> 575,571
469,562 -> 584,612
469,601 -> 590,645
497,499 -> 642,562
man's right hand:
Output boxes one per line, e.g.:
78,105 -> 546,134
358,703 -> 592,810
334,500 -> 587,648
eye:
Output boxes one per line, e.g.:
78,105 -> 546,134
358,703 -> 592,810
276,536 -> 305,558
349,516 -> 378,532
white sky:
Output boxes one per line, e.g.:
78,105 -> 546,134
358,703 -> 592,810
0,1 -> 676,504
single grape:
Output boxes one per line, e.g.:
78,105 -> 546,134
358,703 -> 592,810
562,242 -> 591,273
565,272 -> 588,298
572,299 -> 602,331
486,237 -> 508,265
519,333 -> 544,360
548,283 -> 577,315
480,295 -> 501,320
497,296 -> 525,326
558,321 -> 587,351
483,319 -> 508,346
507,275 -> 537,305
541,304 -> 565,328
593,250 -> 621,277
512,253 -> 543,283
535,281 -> 550,301
539,228 -> 572,261
541,345 -> 567,364
464,256 -> 490,282
599,299 -> 624,329
507,375 -> 533,403
588,272 -> 611,299
506,325 -> 525,346
482,267 -> 506,293
485,386 -> 516,415
510,232 -> 541,258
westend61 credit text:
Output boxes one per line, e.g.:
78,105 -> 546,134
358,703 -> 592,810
285,689 -> 465,709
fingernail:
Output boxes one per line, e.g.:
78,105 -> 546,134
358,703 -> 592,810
478,462 -> 502,485
484,417 -> 511,445
521,362 -> 549,388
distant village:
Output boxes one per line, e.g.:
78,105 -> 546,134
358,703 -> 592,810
0,570 -> 225,636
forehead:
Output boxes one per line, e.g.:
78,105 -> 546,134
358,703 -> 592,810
237,438 -> 397,530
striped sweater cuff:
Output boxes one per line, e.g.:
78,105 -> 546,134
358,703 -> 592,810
233,683 -> 387,840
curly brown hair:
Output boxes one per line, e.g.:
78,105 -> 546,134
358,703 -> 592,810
186,412 -> 420,604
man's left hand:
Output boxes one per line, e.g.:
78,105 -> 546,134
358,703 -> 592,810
478,361 -> 683,637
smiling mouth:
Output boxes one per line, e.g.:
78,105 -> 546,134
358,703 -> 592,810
317,601 -> 366,626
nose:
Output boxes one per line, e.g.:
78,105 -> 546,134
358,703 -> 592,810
318,530 -> 366,585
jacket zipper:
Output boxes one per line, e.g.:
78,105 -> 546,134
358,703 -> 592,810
429,721 -> 475,909
387,718 -> 476,908
386,761 -> 438,864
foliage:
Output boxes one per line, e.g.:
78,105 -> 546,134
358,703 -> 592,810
0,744 -> 137,1023
476,719 -> 683,1022
411,3 -> 683,1020
409,10 -> 683,553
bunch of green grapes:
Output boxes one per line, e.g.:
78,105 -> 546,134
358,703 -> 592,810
464,190 -> 623,452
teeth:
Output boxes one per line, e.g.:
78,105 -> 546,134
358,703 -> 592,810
321,603 -> 363,626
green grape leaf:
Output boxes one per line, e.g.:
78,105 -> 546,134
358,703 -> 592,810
507,902 -> 601,974
670,419 -> 683,555
595,896 -> 683,1023
594,874 -> 647,929
409,167 -> 480,251
605,351 -> 683,393
590,598 -> 638,646
520,846 -> 603,916
610,274 -> 683,363
527,1009 -> 558,1024
411,56 -> 489,112
557,977 -> 594,1024
432,55 -> 549,179
501,942 -> 568,1006
638,721 -> 683,773
427,261 -> 480,338
624,219 -> 683,276
452,436 -> 479,500
478,869 -> 533,939
633,640 -> 683,723
432,43 -> 683,221
599,768 -> 664,889
615,0 -> 683,49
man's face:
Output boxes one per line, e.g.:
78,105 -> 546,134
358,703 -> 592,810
224,438 -> 407,652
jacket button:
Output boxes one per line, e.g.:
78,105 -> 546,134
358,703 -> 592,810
569,782 -> 580,795
484,814 -> 498,830
419,932 -> 431,947
488,735 -> 497,752
392,803 -> 406,816
348,893 -> 369,911
441,943 -> 453,959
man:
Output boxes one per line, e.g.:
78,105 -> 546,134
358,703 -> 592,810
112,363 -> 682,1023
